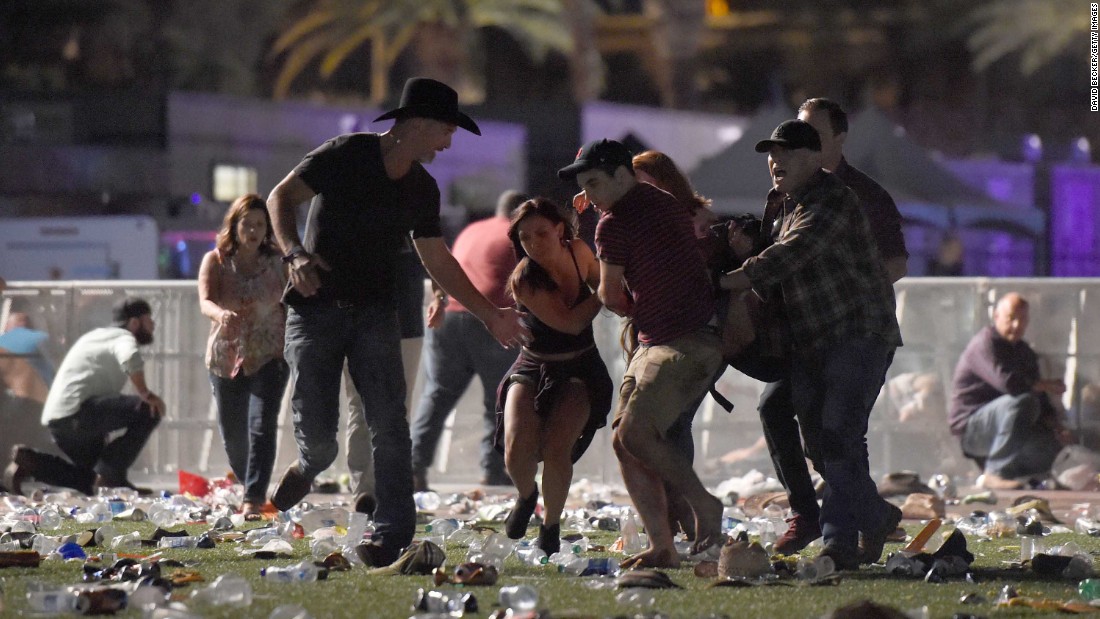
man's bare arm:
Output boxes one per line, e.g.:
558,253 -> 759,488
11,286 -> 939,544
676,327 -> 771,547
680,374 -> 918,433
414,237 -> 528,346
267,172 -> 316,254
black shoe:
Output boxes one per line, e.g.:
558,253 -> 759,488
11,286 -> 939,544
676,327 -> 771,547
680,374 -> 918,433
271,464 -> 312,511
354,492 -> 377,516
355,540 -> 399,567
504,487 -> 539,539
859,502 -> 904,565
537,523 -> 560,555
819,542 -> 861,571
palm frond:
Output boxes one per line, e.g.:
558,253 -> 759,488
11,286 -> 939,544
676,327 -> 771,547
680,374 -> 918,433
967,0 -> 1087,73
273,35 -> 332,98
270,9 -> 336,56
319,23 -> 378,78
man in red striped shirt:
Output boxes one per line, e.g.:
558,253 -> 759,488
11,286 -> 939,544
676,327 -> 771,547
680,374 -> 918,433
559,139 -> 725,568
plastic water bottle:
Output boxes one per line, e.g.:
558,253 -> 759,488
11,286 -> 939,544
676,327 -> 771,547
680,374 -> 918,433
261,561 -> 320,583
158,536 -> 200,549
414,491 -> 442,511
25,583 -> 80,613
517,546 -> 548,566
568,536 -> 590,553
480,532 -> 515,560
558,553 -> 590,575
111,531 -> 142,550
1079,578 -> 1100,601
499,584 -> 538,611
191,574 -> 252,607
621,509 -> 643,555
580,557 -> 619,576
425,518 -> 459,540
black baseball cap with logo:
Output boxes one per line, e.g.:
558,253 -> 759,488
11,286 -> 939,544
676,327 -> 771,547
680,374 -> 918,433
754,119 -> 822,152
557,139 -> 634,180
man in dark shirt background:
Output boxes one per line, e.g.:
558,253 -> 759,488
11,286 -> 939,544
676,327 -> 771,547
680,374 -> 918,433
949,292 -> 1070,489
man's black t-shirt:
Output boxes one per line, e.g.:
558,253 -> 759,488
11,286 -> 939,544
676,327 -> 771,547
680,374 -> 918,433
286,133 -> 442,307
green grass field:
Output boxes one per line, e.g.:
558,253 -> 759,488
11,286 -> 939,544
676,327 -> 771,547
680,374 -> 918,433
0,518 -> 1095,618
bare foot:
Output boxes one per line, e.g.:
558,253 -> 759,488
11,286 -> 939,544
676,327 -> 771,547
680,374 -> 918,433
691,494 -> 725,555
619,547 -> 680,569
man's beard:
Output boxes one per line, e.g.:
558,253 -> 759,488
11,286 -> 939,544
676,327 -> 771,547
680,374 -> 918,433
135,326 -> 154,346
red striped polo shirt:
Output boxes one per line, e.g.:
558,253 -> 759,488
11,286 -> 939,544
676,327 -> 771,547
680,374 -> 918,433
595,182 -> 715,345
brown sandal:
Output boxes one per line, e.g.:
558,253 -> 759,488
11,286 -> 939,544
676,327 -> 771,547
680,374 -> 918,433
241,501 -> 264,521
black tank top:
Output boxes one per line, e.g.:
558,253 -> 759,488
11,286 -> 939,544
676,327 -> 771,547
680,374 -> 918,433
519,246 -> 596,355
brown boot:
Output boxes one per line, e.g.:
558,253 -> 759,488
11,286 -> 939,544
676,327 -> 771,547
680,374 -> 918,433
271,463 -> 312,511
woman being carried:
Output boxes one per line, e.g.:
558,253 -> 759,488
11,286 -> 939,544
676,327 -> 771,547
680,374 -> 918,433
497,198 -> 613,554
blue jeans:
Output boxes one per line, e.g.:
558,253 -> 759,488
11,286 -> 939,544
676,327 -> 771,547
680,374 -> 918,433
791,336 -> 894,550
285,302 -> 414,552
209,358 -> 289,503
410,311 -> 515,482
961,393 -> 1061,479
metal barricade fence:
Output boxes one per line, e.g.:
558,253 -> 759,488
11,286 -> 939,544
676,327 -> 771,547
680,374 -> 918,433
2,278 -> 1098,488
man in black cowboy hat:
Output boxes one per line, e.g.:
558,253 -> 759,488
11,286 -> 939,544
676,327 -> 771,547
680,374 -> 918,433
267,77 -> 528,567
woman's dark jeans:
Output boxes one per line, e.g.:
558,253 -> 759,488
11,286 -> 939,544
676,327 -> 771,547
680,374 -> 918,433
209,358 -> 289,502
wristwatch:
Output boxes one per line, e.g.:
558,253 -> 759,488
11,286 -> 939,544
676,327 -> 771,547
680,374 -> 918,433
282,245 -> 307,264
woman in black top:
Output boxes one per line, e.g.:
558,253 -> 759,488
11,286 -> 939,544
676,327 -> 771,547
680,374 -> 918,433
496,198 -> 613,554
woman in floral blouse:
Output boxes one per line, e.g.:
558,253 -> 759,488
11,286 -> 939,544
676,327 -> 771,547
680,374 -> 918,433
198,194 -> 289,519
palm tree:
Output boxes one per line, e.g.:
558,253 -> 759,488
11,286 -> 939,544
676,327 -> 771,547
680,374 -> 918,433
967,0 -> 1089,74
160,0 -> 298,96
269,0 -> 578,103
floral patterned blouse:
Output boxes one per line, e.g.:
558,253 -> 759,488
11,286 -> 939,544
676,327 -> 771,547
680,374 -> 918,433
205,250 -> 287,378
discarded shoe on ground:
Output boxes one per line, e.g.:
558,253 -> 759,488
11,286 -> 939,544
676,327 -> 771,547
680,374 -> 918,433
366,540 -> 445,576
616,569 -> 682,589
900,492 -> 945,520
718,533 -> 772,579
877,471 -> 935,498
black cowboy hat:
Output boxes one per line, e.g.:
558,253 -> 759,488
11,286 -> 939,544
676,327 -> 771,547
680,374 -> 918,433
373,77 -> 481,136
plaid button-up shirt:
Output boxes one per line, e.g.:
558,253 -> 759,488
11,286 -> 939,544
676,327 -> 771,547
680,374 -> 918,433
742,170 -> 902,355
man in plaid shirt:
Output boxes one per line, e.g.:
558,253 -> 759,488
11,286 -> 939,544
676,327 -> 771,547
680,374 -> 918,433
720,119 -> 903,570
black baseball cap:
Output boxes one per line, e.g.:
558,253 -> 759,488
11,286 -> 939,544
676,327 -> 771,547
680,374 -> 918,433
754,119 -> 822,153
557,139 -> 634,180
112,297 -> 152,325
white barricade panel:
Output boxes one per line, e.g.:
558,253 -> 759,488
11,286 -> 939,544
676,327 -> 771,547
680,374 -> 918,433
2,278 -> 1098,489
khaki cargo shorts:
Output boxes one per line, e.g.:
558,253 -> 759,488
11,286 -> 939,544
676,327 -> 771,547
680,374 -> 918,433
613,327 -> 724,435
